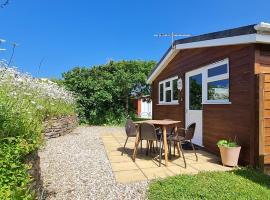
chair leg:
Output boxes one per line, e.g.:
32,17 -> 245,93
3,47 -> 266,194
149,141 -> 152,153
152,141 -> 156,153
168,138 -> 172,159
173,142 -> 176,156
121,136 -> 129,155
146,140 -> 149,156
159,138 -> 163,167
190,140 -> 198,161
140,140 -> 143,154
132,137 -> 140,162
179,140 -> 186,168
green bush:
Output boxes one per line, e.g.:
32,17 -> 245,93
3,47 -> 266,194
62,60 -> 155,125
0,138 -> 34,199
0,62 -> 76,199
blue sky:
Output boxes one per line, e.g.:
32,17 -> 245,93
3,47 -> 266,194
0,0 -> 270,78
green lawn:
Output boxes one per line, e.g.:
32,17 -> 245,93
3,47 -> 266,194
148,168 -> 270,200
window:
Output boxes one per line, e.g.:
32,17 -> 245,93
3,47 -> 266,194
159,83 -> 164,102
208,64 -> 227,77
189,74 -> 202,110
207,79 -> 229,100
172,79 -> 178,101
206,59 -> 229,103
159,76 -> 179,104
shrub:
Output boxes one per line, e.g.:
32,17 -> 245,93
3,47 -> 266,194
0,61 -> 76,199
62,60 -> 155,125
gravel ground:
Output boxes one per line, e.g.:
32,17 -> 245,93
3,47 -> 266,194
39,126 -> 148,200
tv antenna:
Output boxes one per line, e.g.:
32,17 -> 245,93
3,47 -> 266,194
154,32 -> 191,48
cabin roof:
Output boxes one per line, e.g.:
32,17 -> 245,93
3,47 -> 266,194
148,22 -> 270,83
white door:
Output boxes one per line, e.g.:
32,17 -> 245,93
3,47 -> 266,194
140,100 -> 152,118
185,69 -> 204,146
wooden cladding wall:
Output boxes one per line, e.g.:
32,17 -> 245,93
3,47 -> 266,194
255,44 -> 270,74
152,44 -> 256,164
257,43 -> 270,165
259,74 -> 270,164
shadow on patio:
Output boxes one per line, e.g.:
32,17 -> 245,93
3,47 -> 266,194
101,130 -> 232,183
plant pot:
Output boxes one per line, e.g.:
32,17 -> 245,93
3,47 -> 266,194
219,146 -> 241,167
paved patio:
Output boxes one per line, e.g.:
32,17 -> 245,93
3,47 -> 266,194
102,130 -> 232,183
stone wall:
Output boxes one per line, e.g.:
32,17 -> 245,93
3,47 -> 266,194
43,114 -> 78,139
26,151 -> 43,198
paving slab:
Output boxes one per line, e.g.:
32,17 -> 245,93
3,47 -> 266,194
101,130 -> 232,183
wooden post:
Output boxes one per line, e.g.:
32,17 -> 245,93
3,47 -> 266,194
163,125 -> 168,166
259,73 -> 265,168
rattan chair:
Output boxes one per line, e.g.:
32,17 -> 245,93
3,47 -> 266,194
122,119 -> 139,155
168,123 -> 198,168
133,122 -> 164,167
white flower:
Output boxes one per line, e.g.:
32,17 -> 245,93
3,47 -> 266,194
37,105 -> 44,110
0,60 -> 75,105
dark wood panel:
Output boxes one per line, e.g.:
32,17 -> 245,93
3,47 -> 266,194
152,44 -> 255,165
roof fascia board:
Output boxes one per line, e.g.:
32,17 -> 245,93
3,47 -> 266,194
175,33 -> 256,50
256,34 -> 270,43
147,33 -> 270,84
147,49 -> 179,83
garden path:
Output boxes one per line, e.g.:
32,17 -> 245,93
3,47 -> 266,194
39,126 -> 148,200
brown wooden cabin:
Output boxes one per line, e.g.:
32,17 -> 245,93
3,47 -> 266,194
147,22 -> 270,168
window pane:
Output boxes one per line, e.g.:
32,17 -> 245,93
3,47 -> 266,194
189,74 -> 202,110
166,90 -> 171,102
165,81 -> 170,88
159,83 -> 164,102
207,79 -> 229,100
208,64 -> 227,77
172,79 -> 178,100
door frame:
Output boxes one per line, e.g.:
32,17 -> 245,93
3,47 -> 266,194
185,67 -> 206,146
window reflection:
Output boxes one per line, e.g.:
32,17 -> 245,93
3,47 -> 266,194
208,64 -> 227,77
207,79 -> 229,100
189,74 -> 202,110
166,90 -> 171,102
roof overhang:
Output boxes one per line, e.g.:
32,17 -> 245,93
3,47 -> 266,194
147,22 -> 270,84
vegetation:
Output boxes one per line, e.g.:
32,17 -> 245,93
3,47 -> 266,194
62,60 -> 155,125
0,61 -> 76,199
217,139 -> 238,147
148,168 -> 270,200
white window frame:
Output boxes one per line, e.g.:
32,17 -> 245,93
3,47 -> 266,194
203,58 -> 230,104
158,76 -> 179,105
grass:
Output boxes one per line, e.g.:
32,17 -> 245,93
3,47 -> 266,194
148,168 -> 270,200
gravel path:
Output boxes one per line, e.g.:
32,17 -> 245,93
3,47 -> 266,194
39,126 -> 148,200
